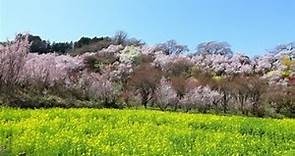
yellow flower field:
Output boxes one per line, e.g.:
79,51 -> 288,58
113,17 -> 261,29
0,108 -> 294,155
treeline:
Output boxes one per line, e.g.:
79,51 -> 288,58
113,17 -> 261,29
0,33 -> 294,118
27,31 -> 144,55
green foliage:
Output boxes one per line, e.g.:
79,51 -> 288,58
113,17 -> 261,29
84,55 -> 102,72
28,34 -> 50,54
50,42 -> 73,54
3,94 -> 102,109
70,37 -> 112,55
0,108 -> 294,155
28,34 -> 73,54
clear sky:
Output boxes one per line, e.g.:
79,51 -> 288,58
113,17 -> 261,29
1,0 -> 295,55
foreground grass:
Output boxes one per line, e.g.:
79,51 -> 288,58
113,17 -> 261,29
0,108 -> 294,156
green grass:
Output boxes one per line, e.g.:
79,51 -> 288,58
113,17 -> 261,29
0,108 -> 294,156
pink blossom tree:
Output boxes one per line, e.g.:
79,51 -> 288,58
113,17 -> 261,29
180,85 -> 223,112
0,34 -> 30,96
154,77 -> 178,110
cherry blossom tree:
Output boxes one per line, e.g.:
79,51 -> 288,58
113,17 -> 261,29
180,85 -> 223,112
127,63 -> 162,108
154,77 -> 178,110
0,34 -> 30,95
225,53 -> 253,75
86,73 -> 121,107
156,40 -> 189,55
196,41 -> 233,57
20,53 -> 84,90
253,54 -> 274,74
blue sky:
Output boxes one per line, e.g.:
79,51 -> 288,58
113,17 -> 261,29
1,0 -> 295,55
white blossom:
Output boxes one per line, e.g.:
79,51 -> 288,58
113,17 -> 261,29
119,45 -> 141,64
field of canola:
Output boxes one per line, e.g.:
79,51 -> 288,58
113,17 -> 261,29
0,108 -> 294,155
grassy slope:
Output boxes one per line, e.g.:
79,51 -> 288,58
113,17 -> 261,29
0,108 -> 294,156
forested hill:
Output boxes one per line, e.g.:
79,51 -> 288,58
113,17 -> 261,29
0,32 -> 294,117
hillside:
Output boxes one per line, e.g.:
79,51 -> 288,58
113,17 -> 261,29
0,108 -> 294,155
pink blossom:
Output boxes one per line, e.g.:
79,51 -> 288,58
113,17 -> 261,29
154,77 -> 178,110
